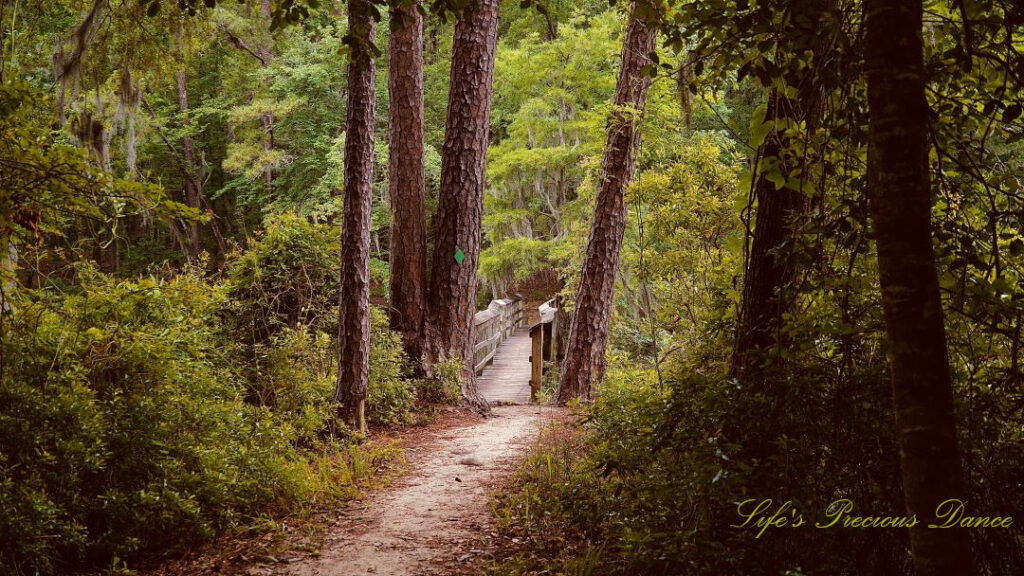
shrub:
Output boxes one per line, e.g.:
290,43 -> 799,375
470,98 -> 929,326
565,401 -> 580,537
417,357 -> 464,405
225,212 -> 340,342
366,307 -> 414,426
494,354 -> 911,576
224,212 -> 415,428
256,327 -> 337,443
0,268 -> 311,573
0,259 -> 411,575
0,214 -> 420,574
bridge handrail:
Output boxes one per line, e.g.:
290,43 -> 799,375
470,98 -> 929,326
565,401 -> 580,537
528,297 -> 560,399
472,296 -> 525,374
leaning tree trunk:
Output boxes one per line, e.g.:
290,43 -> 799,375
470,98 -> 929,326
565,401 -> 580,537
865,0 -> 974,573
555,0 -> 657,404
335,0 -> 376,434
423,0 -> 500,413
387,0 -> 428,365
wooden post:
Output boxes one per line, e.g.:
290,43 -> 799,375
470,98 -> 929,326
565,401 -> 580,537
538,298 -> 557,362
530,323 -> 544,401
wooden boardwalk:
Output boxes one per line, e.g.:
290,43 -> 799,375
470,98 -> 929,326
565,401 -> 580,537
477,327 -> 534,404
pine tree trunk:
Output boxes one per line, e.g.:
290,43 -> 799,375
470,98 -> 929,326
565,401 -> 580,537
866,0 -> 974,572
387,0 -> 428,365
555,1 -> 657,404
335,0 -> 376,434
423,0 -> 500,413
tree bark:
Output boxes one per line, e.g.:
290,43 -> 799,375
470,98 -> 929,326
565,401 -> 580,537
866,0 -> 974,573
336,0 -> 376,434
423,0 -> 501,413
388,0 -> 428,365
555,1 -> 657,404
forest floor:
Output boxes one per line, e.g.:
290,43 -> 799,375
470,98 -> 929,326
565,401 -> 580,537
147,404 -> 565,576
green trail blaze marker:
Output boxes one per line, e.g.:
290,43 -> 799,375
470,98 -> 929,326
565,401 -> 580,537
454,248 -> 465,264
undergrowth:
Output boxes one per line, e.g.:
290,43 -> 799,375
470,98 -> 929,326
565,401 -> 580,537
483,417 -> 621,576
0,215 -> 422,575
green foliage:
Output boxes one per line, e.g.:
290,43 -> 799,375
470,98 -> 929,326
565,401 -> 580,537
223,213 -> 343,441
0,211 -> 418,573
481,10 -> 621,295
479,237 -> 552,292
490,1 -> 1024,572
254,327 -> 338,441
615,132 -> 744,364
494,358 -> 902,575
226,212 -> 340,340
366,307 -> 415,425
0,81 -> 194,271
5,1 -> 1024,575
224,213 -> 414,427
417,357 -> 465,405
0,268 -> 310,573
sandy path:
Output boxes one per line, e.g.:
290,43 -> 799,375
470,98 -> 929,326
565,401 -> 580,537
277,405 -> 558,576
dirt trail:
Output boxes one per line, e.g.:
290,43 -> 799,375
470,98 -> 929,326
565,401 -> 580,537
277,405 -> 559,576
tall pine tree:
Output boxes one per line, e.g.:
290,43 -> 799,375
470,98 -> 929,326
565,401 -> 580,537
335,0 -> 377,434
424,0 -> 501,413
387,0 -> 428,365
556,0 -> 658,404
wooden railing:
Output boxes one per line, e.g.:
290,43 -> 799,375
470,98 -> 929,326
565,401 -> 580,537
472,297 -> 525,374
528,297 -> 560,400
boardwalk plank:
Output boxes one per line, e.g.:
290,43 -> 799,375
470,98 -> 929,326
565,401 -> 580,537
477,327 -> 534,404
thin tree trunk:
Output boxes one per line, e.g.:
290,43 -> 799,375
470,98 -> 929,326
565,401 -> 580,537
423,0 -> 501,413
176,65 -> 202,256
388,0 -> 428,365
555,0 -> 657,404
335,0 -> 376,434
866,0 -> 974,572
141,90 -> 229,257
259,0 -> 274,190
0,235 -> 15,313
